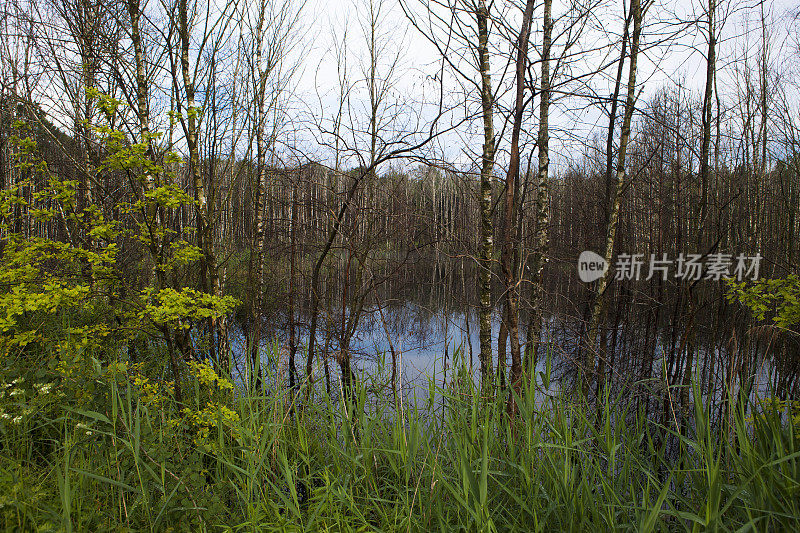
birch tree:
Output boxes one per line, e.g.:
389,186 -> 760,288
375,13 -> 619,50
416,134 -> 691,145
475,0 -> 496,389
524,0 -> 552,378
243,0 -> 302,388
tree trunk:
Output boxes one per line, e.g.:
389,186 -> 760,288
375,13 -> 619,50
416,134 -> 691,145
525,0 -> 552,379
586,0 -> 644,394
178,0 -> 221,366
247,5 -> 271,389
594,8 -> 630,397
504,0 -> 535,414
477,0 -> 495,390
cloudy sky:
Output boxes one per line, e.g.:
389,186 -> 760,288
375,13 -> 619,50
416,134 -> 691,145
275,0 -> 798,172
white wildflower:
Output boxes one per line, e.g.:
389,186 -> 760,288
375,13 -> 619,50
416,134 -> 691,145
11,416 -> 22,425
35,383 -> 54,394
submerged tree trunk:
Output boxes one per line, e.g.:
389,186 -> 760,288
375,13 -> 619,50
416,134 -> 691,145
306,172 -> 362,401
586,0 -> 644,395
595,9 -> 630,398
288,191 -> 299,394
247,6 -> 271,389
524,0 -> 552,379
477,0 -> 496,390
682,0 -> 717,410
504,0 -> 535,414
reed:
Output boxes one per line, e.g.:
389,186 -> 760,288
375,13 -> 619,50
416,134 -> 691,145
0,347 -> 798,531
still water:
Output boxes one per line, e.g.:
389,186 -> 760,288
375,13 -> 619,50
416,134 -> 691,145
226,295 -> 774,411
225,299 -> 595,411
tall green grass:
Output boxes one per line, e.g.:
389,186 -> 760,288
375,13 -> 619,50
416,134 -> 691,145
0,348 -> 798,531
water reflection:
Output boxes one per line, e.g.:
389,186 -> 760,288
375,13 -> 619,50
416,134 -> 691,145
227,298 -> 778,419
225,254 -> 787,417
229,303 -> 567,396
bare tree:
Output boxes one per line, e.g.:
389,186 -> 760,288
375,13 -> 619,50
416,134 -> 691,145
586,0 -> 647,393
304,0 -> 457,405
501,0 -> 535,412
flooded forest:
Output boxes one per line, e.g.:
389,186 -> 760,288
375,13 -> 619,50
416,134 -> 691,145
1,0 -> 800,529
